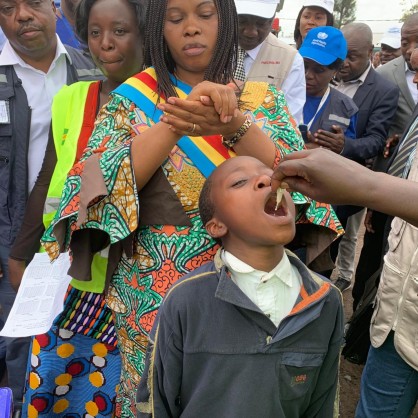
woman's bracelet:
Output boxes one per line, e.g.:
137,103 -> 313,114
221,117 -> 252,150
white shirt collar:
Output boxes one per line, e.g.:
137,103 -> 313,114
222,249 -> 294,287
340,62 -> 371,86
244,42 -> 264,61
0,35 -> 70,71
405,60 -> 416,75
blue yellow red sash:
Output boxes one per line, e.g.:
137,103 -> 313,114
113,67 -> 235,177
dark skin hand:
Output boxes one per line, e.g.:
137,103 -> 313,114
8,258 -> 25,292
311,124 -> 345,154
383,134 -> 400,158
364,209 -> 374,233
304,130 -> 320,149
157,96 -> 245,138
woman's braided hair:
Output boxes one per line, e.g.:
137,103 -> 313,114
144,0 -> 239,99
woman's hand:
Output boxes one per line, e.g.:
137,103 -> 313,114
186,81 -> 239,123
157,95 -> 245,138
312,125 -> 345,154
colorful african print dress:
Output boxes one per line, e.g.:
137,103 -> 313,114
41,68 -> 342,417
23,82 -> 121,418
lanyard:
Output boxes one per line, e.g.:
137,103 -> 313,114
303,86 -> 330,130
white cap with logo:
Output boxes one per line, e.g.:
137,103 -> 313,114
234,0 -> 279,19
303,0 -> 334,14
380,26 -> 401,49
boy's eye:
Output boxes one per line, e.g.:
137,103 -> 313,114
231,179 -> 247,187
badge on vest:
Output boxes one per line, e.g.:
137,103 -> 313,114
0,100 -> 10,124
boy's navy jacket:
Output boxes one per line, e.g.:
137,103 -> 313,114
137,250 -> 344,418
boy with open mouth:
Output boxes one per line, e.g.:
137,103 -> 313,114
137,156 -> 343,418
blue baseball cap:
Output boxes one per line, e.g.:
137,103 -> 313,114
299,26 -> 347,66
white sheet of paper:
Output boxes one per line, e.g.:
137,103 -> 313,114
0,252 -> 72,337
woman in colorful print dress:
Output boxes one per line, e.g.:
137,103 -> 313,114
8,0 -> 146,416
41,0 -> 342,415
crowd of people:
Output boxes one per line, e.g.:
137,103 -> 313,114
0,0 -> 416,416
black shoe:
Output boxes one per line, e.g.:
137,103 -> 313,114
334,277 -> 352,292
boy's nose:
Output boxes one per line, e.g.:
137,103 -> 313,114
256,175 -> 271,189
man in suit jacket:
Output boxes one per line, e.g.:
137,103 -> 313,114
376,13 -> 418,163
325,22 -> 399,289
234,0 -> 306,124
353,14 -> 418,309
335,23 -> 399,164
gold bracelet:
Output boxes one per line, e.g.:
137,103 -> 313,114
221,117 -> 252,150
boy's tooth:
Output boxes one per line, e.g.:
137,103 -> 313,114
274,188 -> 284,211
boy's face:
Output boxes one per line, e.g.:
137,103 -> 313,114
207,157 -> 296,248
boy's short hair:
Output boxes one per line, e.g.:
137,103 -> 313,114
198,175 -> 215,226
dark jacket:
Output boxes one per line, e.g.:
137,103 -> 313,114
0,46 -> 102,247
310,87 -> 358,137
335,67 -> 399,221
137,250 -> 344,418
341,67 -> 399,163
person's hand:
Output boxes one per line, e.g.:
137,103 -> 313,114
8,258 -> 25,292
304,130 -> 320,149
383,134 -> 400,158
157,95 -> 245,138
364,209 -> 374,233
271,148 -> 370,206
312,125 -> 345,154
186,81 -> 239,123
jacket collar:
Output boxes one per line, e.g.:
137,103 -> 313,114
214,248 -> 331,317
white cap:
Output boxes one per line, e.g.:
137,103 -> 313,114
303,0 -> 334,14
380,26 -> 401,49
234,0 -> 279,19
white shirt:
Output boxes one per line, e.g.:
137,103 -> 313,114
334,63 -> 372,99
0,36 -> 69,193
405,62 -> 418,106
244,42 -> 306,124
222,250 -> 302,327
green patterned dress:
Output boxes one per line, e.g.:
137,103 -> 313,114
42,75 -> 342,417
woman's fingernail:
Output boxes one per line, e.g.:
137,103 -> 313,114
167,97 -> 175,104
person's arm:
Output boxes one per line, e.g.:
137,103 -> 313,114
155,83 -> 276,169
271,148 -> 418,227
8,129 -> 57,291
280,52 -> 306,125
132,81 -> 244,190
341,84 -> 399,161
136,308 -> 183,418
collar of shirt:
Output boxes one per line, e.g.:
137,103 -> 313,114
405,61 -> 418,105
334,62 -> 371,98
339,62 -> 371,87
0,35 -> 70,73
221,249 -> 294,287
245,42 -> 263,61
243,42 -> 264,74
405,60 -> 415,75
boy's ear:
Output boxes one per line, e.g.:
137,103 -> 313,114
205,217 -> 228,239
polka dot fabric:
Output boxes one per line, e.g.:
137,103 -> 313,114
23,327 -> 121,417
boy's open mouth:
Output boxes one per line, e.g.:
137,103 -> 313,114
264,193 -> 287,217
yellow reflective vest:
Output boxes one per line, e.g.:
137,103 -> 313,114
43,81 -> 108,293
